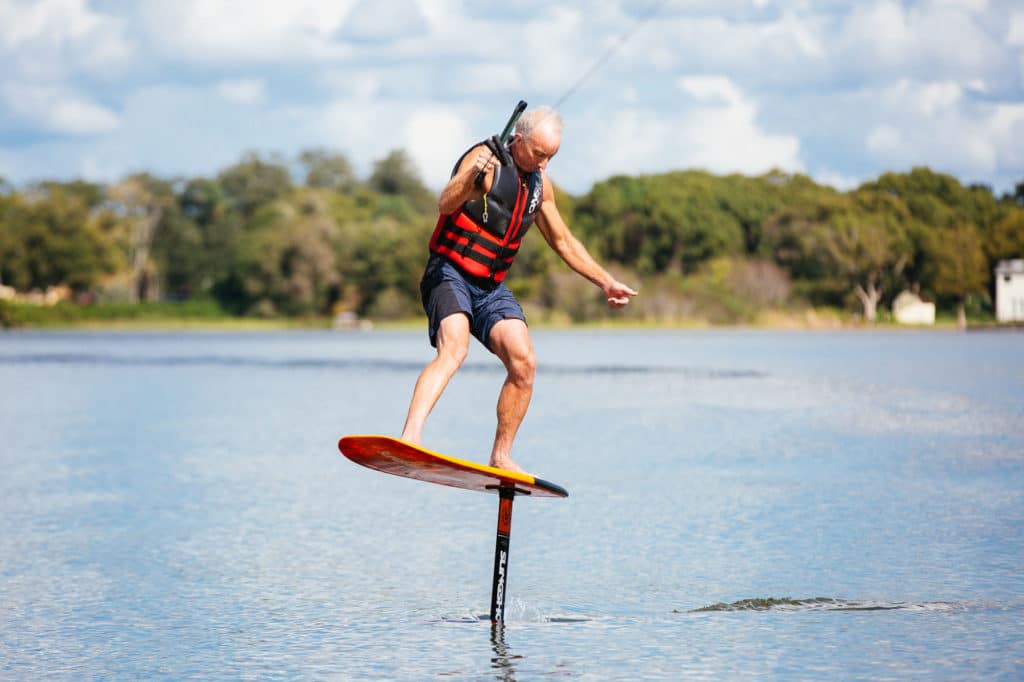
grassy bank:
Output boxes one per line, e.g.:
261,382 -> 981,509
0,299 -> 331,330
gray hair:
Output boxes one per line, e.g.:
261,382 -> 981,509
515,106 -> 563,139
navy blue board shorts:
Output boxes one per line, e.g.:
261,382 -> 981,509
420,254 -> 526,353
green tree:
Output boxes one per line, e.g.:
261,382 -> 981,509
299,148 -> 356,193
38,180 -> 106,210
764,194 -> 911,321
0,193 -> 22,287
218,152 -> 293,218
151,211 -> 204,298
929,223 -> 988,328
219,191 -> 343,315
714,171 -> 796,254
180,178 -> 226,226
574,171 -> 746,275
0,187 -> 114,292
367,150 -> 433,211
987,207 -> 1024,263
333,212 -> 426,318
158,178 -> 241,299
108,174 -> 176,302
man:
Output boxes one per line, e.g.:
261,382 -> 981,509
401,106 -> 637,473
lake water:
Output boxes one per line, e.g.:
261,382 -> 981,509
1,328 -> 1022,680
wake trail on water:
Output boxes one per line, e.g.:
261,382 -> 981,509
0,351 -> 763,378
685,597 -> 1013,613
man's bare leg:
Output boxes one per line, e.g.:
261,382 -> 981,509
487,319 -> 536,473
401,313 -> 471,446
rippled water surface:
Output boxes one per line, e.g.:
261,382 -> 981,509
2,329 -> 1022,680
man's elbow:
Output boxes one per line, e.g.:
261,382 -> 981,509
438,194 -> 458,215
550,237 -> 572,258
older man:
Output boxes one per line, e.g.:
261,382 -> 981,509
401,106 -> 637,472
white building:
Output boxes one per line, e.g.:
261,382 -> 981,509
995,259 -> 1024,322
892,290 -> 935,325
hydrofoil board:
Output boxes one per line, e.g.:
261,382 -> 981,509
338,435 -> 567,498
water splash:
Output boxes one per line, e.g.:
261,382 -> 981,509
437,598 -> 592,624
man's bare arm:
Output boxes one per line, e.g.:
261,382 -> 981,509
534,173 -> 637,308
438,145 -> 498,215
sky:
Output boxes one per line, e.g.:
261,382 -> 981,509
0,0 -> 1022,195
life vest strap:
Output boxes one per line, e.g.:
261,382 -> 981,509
443,220 -> 520,260
434,231 -> 514,274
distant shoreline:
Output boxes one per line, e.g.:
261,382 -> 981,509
3,302 -> 1013,333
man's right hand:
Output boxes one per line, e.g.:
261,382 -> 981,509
471,148 -> 498,176
441,144 -> 497,213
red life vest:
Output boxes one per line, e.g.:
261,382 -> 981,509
429,142 -> 544,284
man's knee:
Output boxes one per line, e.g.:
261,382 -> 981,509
436,314 -> 470,368
439,340 -> 469,369
509,345 -> 536,385
498,329 -> 535,384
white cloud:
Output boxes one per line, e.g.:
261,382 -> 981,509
318,97 -> 408,176
840,2 -> 915,63
674,75 -> 803,175
47,97 -> 121,135
836,0 -> 1009,85
137,0 -> 355,62
863,79 -> 1024,179
991,103 -> 1024,163
403,108 -> 472,182
1,82 -> 120,134
780,10 -> 826,59
518,7 -> 589,92
866,125 -> 902,156
216,78 -> 266,105
555,76 -> 802,191
1009,11 -> 1024,45
928,0 -> 989,12
336,0 -> 430,42
449,64 -> 523,94
678,76 -> 744,105
887,79 -> 963,116
0,0 -> 133,79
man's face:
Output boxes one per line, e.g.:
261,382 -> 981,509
511,123 -> 560,173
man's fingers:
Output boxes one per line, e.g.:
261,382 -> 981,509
611,282 -> 638,298
616,282 -> 638,297
475,150 -> 497,172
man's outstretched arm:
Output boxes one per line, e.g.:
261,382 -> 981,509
534,173 -> 637,308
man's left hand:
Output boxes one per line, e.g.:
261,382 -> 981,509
604,280 -> 638,308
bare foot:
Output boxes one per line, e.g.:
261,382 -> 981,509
399,430 -> 422,447
489,454 -> 527,474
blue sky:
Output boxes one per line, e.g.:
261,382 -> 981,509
1,0 -> 1022,195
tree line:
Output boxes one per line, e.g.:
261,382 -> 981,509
1,148 -> 1022,326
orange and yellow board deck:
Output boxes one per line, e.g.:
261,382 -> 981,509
338,435 -> 568,498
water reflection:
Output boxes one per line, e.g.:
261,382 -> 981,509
489,624 -> 521,682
